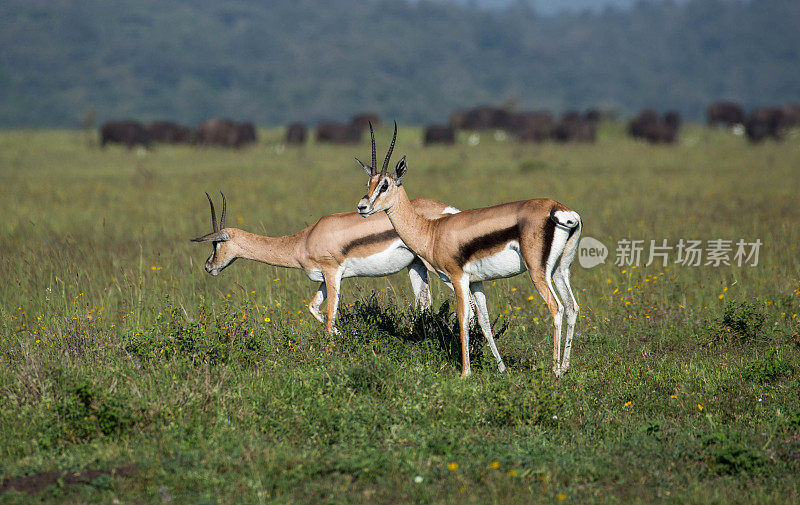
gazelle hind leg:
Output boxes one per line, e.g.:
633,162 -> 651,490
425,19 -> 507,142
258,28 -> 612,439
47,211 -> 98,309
526,267 -> 563,375
556,223 -> 581,374
470,282 -> 506,372
523,225 -> 570,375
308,282 -> 327,325
552,270 -> 576,374
546,226 -> 573,375
407,258 -> 432,311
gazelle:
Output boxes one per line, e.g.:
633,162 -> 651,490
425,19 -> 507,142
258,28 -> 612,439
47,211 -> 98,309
190,137 -> 459,334
356,123 -> 582,376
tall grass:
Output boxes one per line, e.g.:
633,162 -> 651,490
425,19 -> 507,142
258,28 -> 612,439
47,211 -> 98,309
0,125 -> 798,503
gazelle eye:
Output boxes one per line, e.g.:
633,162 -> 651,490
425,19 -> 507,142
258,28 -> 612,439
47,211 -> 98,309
380,181 -> 389,193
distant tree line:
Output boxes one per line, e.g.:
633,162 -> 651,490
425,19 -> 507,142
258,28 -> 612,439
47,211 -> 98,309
1,0 -> 798,128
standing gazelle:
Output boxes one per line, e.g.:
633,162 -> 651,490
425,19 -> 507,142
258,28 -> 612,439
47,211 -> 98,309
356,123 -> 581,376
191,134 -> 459,333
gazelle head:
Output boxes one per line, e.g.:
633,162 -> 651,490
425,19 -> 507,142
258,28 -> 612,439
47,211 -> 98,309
191,192 -> 237,276
356,121 -> 407,217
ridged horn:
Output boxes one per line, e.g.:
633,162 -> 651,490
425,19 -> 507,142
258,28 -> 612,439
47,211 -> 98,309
205,192 -> 218,232
369,121 -> 377,173
220,191 -> 227,229
381,121 -> 397,174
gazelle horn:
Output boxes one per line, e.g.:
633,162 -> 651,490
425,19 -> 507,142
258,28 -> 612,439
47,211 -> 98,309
220,191 -> 227,229
381,121 -> 397,174
370,121 -> 377,173
205,192 -> 218,232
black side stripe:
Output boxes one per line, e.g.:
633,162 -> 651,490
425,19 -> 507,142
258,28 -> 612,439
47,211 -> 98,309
540,214 -> 556,270
341,229 -> 399,255
457,225 -> 519,265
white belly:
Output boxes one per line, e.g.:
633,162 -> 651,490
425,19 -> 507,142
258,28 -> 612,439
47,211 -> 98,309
463,241 -> 527,282
342,240 -> 415,278
306,268 -> 324,282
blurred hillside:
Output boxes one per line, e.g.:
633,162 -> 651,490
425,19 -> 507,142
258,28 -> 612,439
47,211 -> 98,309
0,0 -> 798,127
431,0 -> 669,15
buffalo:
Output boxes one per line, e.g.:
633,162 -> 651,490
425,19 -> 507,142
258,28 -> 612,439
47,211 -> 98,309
511,111 -> 554,142
423,125 -> 456,145
99,120 -> 150,148
450,105 -> 512,130
745,107 -> 788,142
781,104 -> 800,129
286,123 -> 307,144
196,119 -> 257,148
629,110 -> 679,144
584,108 -> 602,125
145,121 -> 195,144
552,111 -> 596,143
707,101 -> 745,128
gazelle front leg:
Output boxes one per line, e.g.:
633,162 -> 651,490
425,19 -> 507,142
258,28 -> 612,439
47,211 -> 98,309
308,282 -> 327,325
323,268 -> 344,334
470,282 -> 506,372
453,275 -> 472,377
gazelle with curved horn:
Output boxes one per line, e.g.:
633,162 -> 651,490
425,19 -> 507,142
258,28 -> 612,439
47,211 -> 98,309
191,135 -> 459,333
356,123 -> 581,376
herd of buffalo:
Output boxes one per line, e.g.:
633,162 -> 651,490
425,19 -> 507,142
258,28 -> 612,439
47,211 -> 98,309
99,101 -> 799,149
99,118 -> 256,148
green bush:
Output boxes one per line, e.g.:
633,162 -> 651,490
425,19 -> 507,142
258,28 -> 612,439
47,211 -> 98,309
337,294 -> 507,370
124,305 -> 268,365
719,300 -> 766,341
701,431 -> 765,476
741,352 -> 792,383
52,380 -> 134,442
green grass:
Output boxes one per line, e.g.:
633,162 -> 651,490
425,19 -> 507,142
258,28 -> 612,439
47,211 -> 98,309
1,125 -> 799,503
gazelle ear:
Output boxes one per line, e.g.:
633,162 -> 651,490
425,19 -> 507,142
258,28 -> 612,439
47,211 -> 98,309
354,157 -> 372,176
191,231 -> 230,243
393,155 -> 407,185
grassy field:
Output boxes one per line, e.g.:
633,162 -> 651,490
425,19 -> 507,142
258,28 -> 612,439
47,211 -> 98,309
1,125 -> 799,504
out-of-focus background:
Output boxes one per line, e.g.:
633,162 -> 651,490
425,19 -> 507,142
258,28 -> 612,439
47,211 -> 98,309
1,0 -> 798,127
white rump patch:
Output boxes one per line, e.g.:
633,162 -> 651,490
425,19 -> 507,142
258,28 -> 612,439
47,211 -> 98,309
442,206 -> 460,215
553,210 -> 580,229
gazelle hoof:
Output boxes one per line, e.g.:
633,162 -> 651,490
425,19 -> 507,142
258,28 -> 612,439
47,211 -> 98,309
498,362 -> 506,373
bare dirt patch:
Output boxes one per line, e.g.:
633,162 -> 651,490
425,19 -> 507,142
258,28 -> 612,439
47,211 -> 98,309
0,464 -> 137,495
